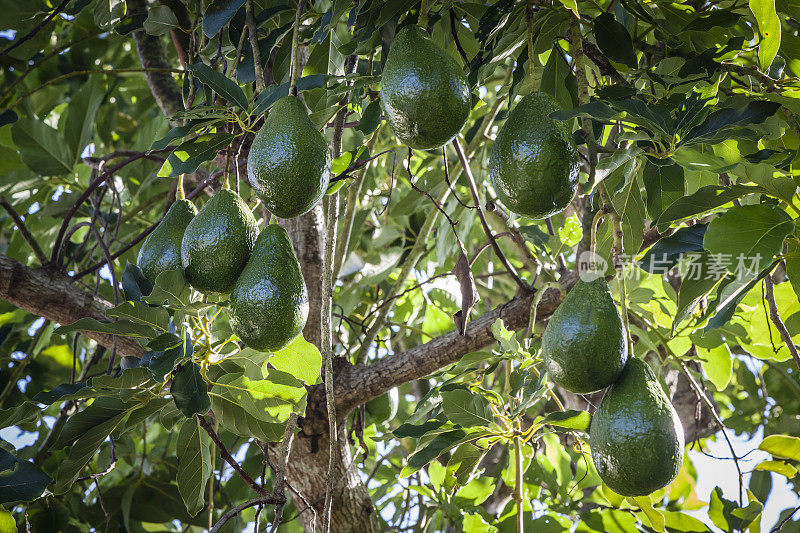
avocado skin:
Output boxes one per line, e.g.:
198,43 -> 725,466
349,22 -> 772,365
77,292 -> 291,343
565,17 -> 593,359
137,199 -> 197,282
365,388 -> 399,425
247,95 -> 331,219
229,224 -> 308,352
181,189 -> 258,294
489,92 -> 579,219
590,358 -> 684,497
381,25 -> 471,150
542,278 -> 627,394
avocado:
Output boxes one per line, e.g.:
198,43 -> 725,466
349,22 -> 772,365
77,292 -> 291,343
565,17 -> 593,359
229,224 -> 308,352
247,95 -> 331,219
365,388 -> 399,426
181,189 -> 258,294
137,199 -> 197,282
541,278 -> 627,394
381,25 -> 471,150
489,92 -> 579,219
590,358 -> 685,497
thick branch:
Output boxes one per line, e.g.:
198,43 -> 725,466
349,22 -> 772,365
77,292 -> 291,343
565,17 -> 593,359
765,275 -> 800,371
129,0 -> 183,120
0,254 -> 143,358
335,286 -> 563,414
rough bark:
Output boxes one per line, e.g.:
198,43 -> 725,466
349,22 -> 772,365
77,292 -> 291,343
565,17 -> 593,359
0,255 -> 143,358
129,0 -> 183,121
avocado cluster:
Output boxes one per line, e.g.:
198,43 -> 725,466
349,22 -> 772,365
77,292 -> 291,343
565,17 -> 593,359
137,190 -> 308,353
540,279 -> 684,496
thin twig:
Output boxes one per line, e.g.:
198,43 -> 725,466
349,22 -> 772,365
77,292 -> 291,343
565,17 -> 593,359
209,494 -> 285,533
771,504 -> 800,532
452,138 -> 529,292
0,197 -> 47,265
270,412 -> 298,533
289,0 -> 308,96
764,274 -> 800,371
198,415 -> 266,496
0,0 -> 71,59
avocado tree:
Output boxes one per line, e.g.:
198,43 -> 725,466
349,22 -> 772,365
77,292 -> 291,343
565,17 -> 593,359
1,0 -> 800,531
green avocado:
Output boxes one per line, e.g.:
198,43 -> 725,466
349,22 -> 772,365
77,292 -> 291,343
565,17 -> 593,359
229,224 -> 308,352
136,199 -> 197,282
247,95 -> 331,219
181,189 -> 258,294
489,92 -> 579,219
590,358 -> 685,497
365,388 -> 399,426
541,278 -> 627,394
381,25 -> 471,150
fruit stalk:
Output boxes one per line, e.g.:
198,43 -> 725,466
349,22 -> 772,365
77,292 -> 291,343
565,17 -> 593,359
453,138 -> 529,292
245,0 -> 265,94
514,435 -> 524,533
289,0 -> 307,95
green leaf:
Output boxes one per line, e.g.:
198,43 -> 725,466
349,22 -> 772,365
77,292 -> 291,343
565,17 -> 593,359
172,363 -> 210,418
786,240 -> 800,299
121,261 -> 153,302
640,224 -> 707,273
106,301 -> 170,332
750,0 -> 782,71
146,331 -> 192,381
158,133 -> 237,177
94,0 -> 126,29
269,335 -> 322,385
593,13 -> 637,68
176,417 -> 212,516
541,44 -> 577,112
672,252 -> 728,334
658,185 -> 765,226
681,101 -> 781,145
35,368 -> 152,405
708,487 -> 762,531
759,434 -> 800,461
203,0 -> 245,37
643,160 -> 684,219
52,397 -> 133,494
445,443 -> 485,493
189,62 -> 248,110
541,410 -> 591,431
755,460 -> 797,478
143,269 -> 190,308
697,343 -> 733,391
631,496 -> 666,533
0,402 -> 38,429
149,119 -> 217,153
704,204 -> 794,273
355,99 -> 382,135
440,389 -> 494,428
209,393 -> 286,442
143,4 -> 178,35
11,118 -> 73,175
62,78 -> 104,163
0,449 -> 52,504
55,317 -> 157,339
211,370 -> 306,423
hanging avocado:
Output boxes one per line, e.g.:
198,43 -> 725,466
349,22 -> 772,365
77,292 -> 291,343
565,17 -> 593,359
229,224 -> 308,352
541,278 -> 627,394
137,199 -> 197,282
489,92 -> 579,219
381,25 -> 472,150
181,189 -> 258,294
247,95 -> 331,219
590,358 -> 685,496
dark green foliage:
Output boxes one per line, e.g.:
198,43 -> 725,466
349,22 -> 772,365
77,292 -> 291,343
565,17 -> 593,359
229,224 -> 308,352
541,278 -> 627,394
180,189 -> 258,294
365,387 -> 399,425
381,25 -> 471,150
137,199 -> 197,282
489,92 -> 579,219
590,358 -> 684,496
247,95 -> 331,218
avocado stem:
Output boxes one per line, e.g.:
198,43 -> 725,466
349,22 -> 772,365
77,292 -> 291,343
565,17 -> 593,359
525,1 -> 537,91
288,0 -> 307,96
245,0 -> 265,94
176,174 -> 185,200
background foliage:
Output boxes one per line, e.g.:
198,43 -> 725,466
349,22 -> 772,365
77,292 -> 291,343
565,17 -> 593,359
1,0 -> 800,532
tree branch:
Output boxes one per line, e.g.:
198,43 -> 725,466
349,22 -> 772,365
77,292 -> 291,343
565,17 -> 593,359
198,414 -> 266,496
335,285 -> 563,414
764,275 -> 800,372
0,254 -> 143,358
0,0 -> 71,59
0,197 -> 47,265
